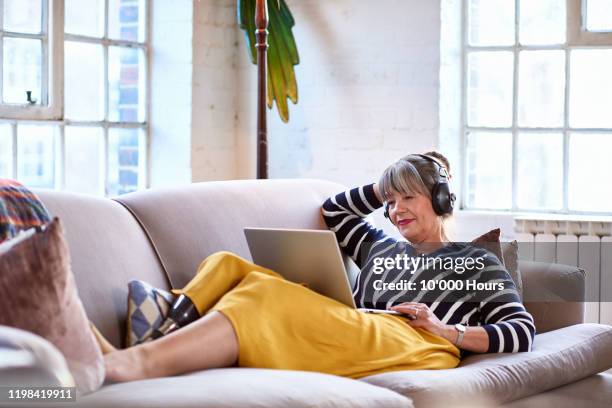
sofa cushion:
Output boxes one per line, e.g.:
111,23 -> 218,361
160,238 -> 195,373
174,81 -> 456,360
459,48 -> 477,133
501,240 -> 522,298
500,373 -> 612,408
73,368 -> 413,408
0,219 -> 104,394
0,179 -> 51,243
471,228 -> 505,264
35,190 -> 171,348
361,323 -> 612,407
519,260 -> 585,333
471,229 -> 523,299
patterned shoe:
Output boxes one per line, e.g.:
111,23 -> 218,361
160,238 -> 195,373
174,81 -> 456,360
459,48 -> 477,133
126,280 -> 175,347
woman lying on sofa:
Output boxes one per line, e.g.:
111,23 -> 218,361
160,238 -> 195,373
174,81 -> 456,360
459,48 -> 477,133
104,152 -> 536,382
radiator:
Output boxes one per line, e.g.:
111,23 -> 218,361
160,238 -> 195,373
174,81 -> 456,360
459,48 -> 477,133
513,216 -> 612,325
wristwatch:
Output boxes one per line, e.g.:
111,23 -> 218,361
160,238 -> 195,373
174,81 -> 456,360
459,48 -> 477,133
453,324 -> 467,347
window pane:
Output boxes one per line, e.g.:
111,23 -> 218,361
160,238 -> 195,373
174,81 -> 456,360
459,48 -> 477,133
519,0 -> 566,45
108,128 -> 143,196
516,133 -> 563,210
3,0 -> 42,34
569,133 -> 612,212
65,41 -> 104,120
467,52 -> 514,127
65,126 -> 103,195
468,0 -> 514,46
109,0 -> 145,42
109,47 -> 145,122
570,50 -> 612,128
3,38 -> 42,104
466,132 -> 512,209
586,0 -> 612,32
518,50 -> 565,127
17,124 -> 56,189
0,124 -> 12,178
65,0 -> 104,37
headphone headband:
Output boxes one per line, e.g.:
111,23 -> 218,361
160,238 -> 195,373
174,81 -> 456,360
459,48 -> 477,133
413,154 -> 450,180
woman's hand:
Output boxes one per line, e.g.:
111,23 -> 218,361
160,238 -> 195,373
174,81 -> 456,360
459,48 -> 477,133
389,302 -> 490,352
389,302 -> 450,338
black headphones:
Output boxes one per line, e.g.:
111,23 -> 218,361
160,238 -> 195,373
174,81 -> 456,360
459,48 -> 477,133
383,154 -> 456,218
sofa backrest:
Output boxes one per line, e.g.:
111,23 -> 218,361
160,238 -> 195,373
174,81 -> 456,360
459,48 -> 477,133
35,190 -> 170,348
115,178 -> 347,289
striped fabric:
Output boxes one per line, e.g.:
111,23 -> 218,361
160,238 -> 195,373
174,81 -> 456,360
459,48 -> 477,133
322,183 -> 536,353
0,179 -> 51,244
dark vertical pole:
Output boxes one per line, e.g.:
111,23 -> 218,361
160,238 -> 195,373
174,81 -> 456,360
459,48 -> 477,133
255,0 -> 269,179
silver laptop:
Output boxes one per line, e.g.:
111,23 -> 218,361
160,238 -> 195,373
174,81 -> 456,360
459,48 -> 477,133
244,227 -> 402,315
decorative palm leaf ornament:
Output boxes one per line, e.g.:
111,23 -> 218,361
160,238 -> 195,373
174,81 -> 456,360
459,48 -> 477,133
238,0 -> 299,123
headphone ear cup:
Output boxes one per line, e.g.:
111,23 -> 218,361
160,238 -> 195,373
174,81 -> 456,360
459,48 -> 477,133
449,192 -> 456,214
431,182 -> 454,215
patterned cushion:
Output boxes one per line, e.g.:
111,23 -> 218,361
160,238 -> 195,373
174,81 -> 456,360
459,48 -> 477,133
126,280 -> 175,347
0,179 -> 51,244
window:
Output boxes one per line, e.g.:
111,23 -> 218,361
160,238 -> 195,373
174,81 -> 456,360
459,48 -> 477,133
0,0 -> 148,196
462,0 -> 612,214
0,0 -> 62,119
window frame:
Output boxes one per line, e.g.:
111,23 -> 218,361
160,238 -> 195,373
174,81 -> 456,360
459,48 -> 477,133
0,0 -> 149,196
0,0 -> 64,120
568,0 -> 612,45
63,0 -> 149,195
460,0 -> 612,215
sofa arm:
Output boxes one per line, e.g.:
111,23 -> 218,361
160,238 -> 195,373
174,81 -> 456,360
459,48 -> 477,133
519,260 -> 585,333
0,325 -> 74,387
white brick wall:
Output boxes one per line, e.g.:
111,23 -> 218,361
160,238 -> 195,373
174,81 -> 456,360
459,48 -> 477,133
151,0 -> 462,237
233,0 -> 442,187
184,0 -> 443,186
150,0 -> 526,245
191,0 -> 239,182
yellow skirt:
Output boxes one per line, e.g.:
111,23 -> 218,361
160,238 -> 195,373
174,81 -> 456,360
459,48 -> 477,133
172,251 -> 460,379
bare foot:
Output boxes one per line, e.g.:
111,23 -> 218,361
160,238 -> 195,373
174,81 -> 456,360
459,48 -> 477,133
104,346 -> 150,383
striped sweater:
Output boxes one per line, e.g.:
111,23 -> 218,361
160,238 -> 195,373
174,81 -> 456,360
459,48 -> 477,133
322,183 -> 536,353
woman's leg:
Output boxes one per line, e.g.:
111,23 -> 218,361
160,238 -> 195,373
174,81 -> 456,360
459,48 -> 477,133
105,310 -> 237,382
156,251 -> 281,336
172,251 -> 281,314
105,251 -> 279,382
212,271 -> 461,378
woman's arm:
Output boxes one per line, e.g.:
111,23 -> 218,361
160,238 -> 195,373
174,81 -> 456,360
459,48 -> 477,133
322,183 -> 393,268
391,253 -> 536,354
476,255 -> 536,353
479,296 -> 536,353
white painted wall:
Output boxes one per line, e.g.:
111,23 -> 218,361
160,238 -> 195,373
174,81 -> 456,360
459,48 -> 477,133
175,0 -> 442,185
150,0 -> 193,187
191,0 -> 239,182
234,0 -> 442,189
236,0 -> 444,235
151,0 -> 516,240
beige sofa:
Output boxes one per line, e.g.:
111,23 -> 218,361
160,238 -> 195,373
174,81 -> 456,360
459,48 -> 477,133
2,179 -> 612,407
